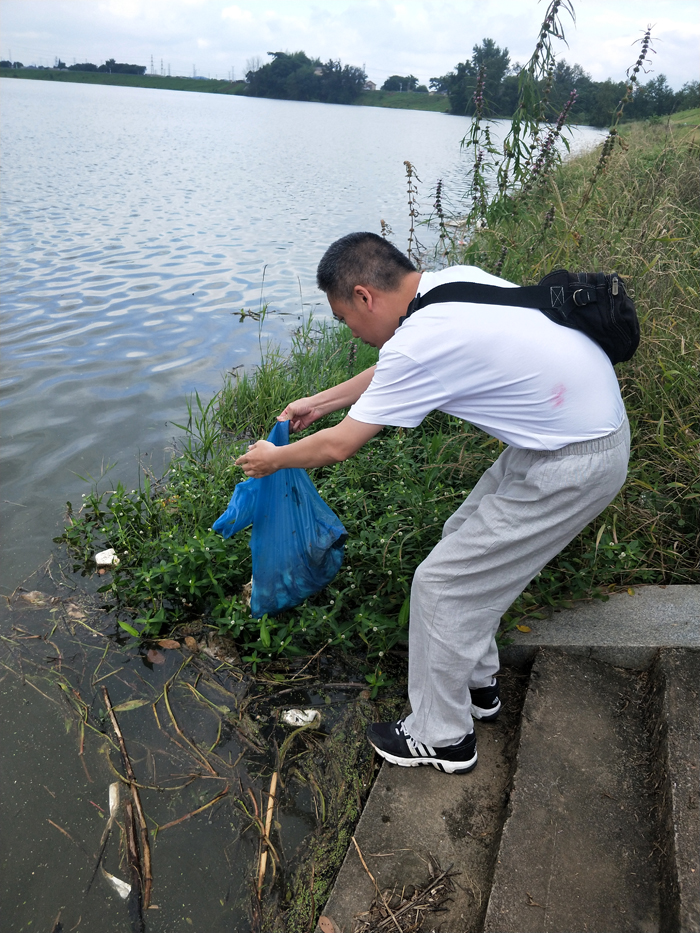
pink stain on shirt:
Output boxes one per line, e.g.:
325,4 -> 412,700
552,383 -> 566,408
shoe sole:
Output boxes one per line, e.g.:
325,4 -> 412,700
471,699 -> 502,722
368,742 -> 478,775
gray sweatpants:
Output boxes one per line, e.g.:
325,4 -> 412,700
402,414 -> 630,747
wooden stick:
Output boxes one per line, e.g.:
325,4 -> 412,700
256,771 -> 278,896
158,786 -> 229,831
163,682 -> 217,775
352,835 -> 377,889
124,800 -> 145,931
102,686 -> 154,910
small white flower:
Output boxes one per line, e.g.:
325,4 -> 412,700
387,570 -> 392,575
330,599 -> 334,604
373,626 -> 378,632
380,538 -> 385,543
378,651 -> 384,657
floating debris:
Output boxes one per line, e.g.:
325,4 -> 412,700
101,867 -> 131,900
95,548 -> 120,567
282,709 -> 321,728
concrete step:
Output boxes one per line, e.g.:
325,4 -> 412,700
484,649 -> 661,933
316,586 -> 700,933
649,649 -> 700,933
317,666 -> 530,933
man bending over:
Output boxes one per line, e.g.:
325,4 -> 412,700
237,232 -> 630,775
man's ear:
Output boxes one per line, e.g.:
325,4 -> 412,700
353,285 -> 373,309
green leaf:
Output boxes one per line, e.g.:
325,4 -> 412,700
112,698 -> 150,713
118,620 -> 141,637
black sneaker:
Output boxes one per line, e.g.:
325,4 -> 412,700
470,679 -> 501,722
366,720 -> 477,774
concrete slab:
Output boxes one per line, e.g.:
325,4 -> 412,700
484,649 -> 660,933
317,667 -> 529,933
651,649 -> 700,933
507,585 -> 700,649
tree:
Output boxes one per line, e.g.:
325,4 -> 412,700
318,59 -> 367,104
435,39 -> 511,116
68,62 -> 98,72
676,80 -> 700,111
245,50 -> 365,105
382,74 -> 419,92
97,59 -> 147,75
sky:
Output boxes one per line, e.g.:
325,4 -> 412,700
1,0 -> 698,90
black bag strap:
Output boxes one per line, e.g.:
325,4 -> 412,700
404,280 -> 599,318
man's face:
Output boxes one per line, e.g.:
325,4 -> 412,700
328,286 -> 406,348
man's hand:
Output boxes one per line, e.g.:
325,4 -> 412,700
236,440 -> 279,478
278,398 -> 322,433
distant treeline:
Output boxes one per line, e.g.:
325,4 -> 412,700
431,39 -> 700,126
0,58 -> 146,75
4,44 -> 697,124
244,52 -> 366,105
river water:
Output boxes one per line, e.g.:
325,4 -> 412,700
0,78 -> 605,594
1,78 -> 605,931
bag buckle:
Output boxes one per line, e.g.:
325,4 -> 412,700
572,287 -> 593,307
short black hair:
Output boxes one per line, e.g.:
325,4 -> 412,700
317,232 -> 416,302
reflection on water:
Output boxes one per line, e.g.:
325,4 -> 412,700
1,77 -> 606,932
0,77 -> 604,592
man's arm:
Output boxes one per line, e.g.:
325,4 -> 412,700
237,415 -> 382,477
279,366 -> 376,432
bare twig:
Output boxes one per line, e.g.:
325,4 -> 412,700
101,686 -> 154,910
256,771 -> 278,896
158,786 -> 229,831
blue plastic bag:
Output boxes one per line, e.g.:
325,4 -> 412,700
212,420 -> 347,618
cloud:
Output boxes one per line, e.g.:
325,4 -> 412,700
1,0 -> 697,87
221,5 -> 254,24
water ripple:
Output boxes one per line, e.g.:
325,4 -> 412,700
0,77 -> 605,591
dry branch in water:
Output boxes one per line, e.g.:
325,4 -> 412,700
102,685 -> 154,910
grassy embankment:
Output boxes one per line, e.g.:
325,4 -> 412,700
1,67 -> 451,112
354,89 -> 450,112
0,67 -> 247,96
61,112 -> 699,679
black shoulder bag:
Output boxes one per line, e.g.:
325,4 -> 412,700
404,270 -> 640,365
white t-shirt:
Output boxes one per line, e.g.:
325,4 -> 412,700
348,265 -> 625,450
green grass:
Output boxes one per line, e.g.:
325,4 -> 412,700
58,114 -> 699,683
451,121 -> 699,591
354,89 -> 451,112
0,68 -> 247,96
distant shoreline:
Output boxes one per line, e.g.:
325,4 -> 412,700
0,67 -> 451,114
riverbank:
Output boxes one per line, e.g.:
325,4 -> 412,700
59,117 -> 700,668
0,67 -> 248,96
1,67 -> 452,112
9,108 -> 700,930
354,89 -> 450,112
